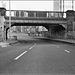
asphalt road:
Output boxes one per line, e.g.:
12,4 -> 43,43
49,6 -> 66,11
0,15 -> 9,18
0,33 -> 75,75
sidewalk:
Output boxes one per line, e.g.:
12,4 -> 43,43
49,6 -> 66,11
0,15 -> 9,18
6,39 -> 18,45
34,36 -> 75,44
53,38 -> 75,44
0,39 -> 18,47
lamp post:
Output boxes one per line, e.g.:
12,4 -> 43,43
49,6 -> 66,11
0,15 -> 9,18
1,0 -> 3,5
63,0 -> 64,12
72,0 -> 74,42
9,0 -> 11,40
72,0 -> 74,10
60,0 -> 62,12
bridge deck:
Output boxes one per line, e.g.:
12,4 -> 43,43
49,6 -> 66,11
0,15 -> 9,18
5,16 -> 67,25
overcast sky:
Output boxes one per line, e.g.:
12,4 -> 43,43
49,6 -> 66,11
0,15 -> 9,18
0,0 -> 75,11
0,1 -> 53,11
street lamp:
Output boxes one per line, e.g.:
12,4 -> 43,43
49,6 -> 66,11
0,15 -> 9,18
1,0 -> 3,5
72,0 -> 74,10
63,0 -> 64,12
9,0 -> 11,40
60,0 -> 62,12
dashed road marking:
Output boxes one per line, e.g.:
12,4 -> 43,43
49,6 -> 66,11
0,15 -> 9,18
14,51 -> 27,60
29,43 -> 36,50
14,43 -> 36,60
65,50 -> 70,53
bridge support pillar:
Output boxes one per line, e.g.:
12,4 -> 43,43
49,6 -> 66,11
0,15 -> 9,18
66,10 -> 75,32
48,27 -> 52,37
21,26 -> 25,33
13,26 -> 16,31
5,26 -> 8,40
5,23 -> 12,40
0,8 -> 6,41
66,10 -> 75,38
21,26 -> 23,32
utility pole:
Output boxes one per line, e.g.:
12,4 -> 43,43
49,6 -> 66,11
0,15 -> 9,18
1,0 -> 3,4
9,0 -> 11,40
60,0 -> 62,12
63,0 -> 64,12
72,0 -> 74,10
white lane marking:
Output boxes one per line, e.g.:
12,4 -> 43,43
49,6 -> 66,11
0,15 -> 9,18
14,51 -> 27,60
14,43 -> 36,60
29,43 -> 36,50
65,50 -> 70,53
29,47 -> 33,50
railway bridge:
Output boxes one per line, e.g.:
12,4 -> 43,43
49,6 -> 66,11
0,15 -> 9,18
0,8 -> 75,39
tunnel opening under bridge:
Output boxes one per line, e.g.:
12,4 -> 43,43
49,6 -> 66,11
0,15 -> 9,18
51,25 -> 66,38
6,23 -> 66,39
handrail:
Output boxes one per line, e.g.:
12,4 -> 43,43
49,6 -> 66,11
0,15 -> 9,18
6,10 -> 66,13
5,16 -> 67,21
5,10 -> 66,19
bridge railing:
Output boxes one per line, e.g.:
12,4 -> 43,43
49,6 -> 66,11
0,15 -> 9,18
5,10 -> 66,19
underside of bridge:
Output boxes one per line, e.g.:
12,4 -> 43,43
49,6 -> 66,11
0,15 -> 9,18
52,25 -> 65,33
6,23 -> 66,39
13,23 -> 66,37
11,23 -> 66,30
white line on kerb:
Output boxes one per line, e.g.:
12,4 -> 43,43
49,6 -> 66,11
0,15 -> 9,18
65,50 -> 70,53
14,43 -> 36,60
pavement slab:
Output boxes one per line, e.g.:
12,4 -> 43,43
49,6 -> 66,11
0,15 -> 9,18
0,40 -> 18,47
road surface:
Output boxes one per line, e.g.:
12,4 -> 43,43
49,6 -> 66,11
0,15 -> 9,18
0,33 -> 75,75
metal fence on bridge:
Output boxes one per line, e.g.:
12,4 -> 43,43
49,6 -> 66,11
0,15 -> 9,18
6,10 -> 66,19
